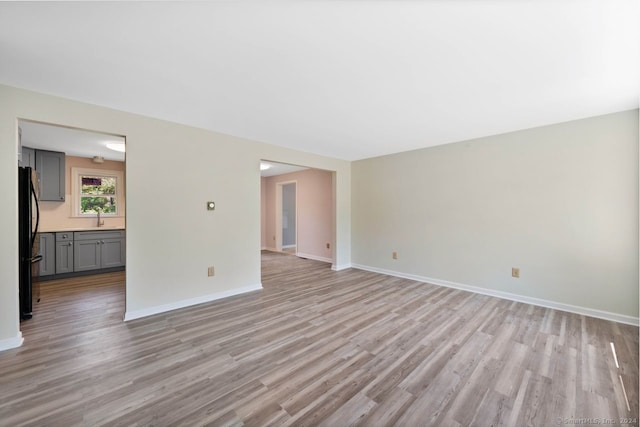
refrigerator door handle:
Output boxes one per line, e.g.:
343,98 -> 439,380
31,180 -> 40,249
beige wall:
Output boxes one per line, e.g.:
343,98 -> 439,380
39,155 -> 126,231
262,168 -> 333,261
352,110 -> 639,321
0,84 -> 351,349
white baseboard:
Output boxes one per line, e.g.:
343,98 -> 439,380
331,263 -> 352,271
296,252 -> 332,264
282,244 -> 296,249
124,283 -> 263,321
0,332 -> 24,352
262,248 -> 331,264
352,264 -> 639,326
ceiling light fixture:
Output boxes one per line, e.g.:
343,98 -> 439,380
260,163 -> 271,171
106,142 -> 126,153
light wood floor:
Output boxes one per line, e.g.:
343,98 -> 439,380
1,251 -> 637,426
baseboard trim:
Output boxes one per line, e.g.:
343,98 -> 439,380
352,264 -> 639,326
282,244 -> 296,249
296,252 -> 332,264
331,263 -> 352,271
124,283 -> 263,321
0,332 -> 24,352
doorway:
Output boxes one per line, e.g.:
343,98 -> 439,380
278,181 -> 297,254
260,160 -> 335,274
16,119 -> 127,330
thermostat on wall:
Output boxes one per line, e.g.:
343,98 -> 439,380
207,201 -> 215,211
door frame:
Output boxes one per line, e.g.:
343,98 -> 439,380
275,180 -> 297,253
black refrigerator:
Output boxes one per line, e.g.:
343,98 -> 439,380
18,166 -> 42,320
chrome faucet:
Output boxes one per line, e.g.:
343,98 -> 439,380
97,210 -> 104,227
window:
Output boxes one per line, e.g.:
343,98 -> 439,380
80,175 -> 117,214
72,167 -> 124,217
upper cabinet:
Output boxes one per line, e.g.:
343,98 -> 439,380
18,146 -> 36,169
35,149 -> 65,202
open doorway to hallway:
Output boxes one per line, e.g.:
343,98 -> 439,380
260,160 -> 335,281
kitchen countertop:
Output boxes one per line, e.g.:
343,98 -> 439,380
39,226 -> 126,233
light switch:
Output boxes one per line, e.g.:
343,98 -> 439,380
207,201 -> 215,211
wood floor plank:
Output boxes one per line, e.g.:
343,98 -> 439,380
0,252 -> 637,426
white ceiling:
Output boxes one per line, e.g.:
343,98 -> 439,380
1,1 -> 638,161
260,161 -> 308,178
19,121 -> 126,162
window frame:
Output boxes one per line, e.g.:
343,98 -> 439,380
71,167 -> 124,218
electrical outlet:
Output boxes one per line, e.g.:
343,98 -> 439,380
326,243 -> 330,249
512,267 -> 520,278
392,251 -> 398,260
208,266 -> 215,277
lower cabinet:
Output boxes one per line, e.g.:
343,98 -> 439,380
74,230 -> 125,272
101,237 -> 127,269
55,232 -> 74,274
38,229 -> 125,278
38,233 -> 55,277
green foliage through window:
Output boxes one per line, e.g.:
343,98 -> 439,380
80,175 -> 117,214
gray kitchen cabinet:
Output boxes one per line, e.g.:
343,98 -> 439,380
74,238 -> 102,272
74,230 -> 125,272
35,149 -> 65,202
19,146 -> 36,169
38,233 -> 55,277
55,232 -> 74,274
101,237 -> 126,268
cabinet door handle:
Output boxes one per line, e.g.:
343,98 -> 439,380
68,242 -> 73,246
100,240 -> 105,244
